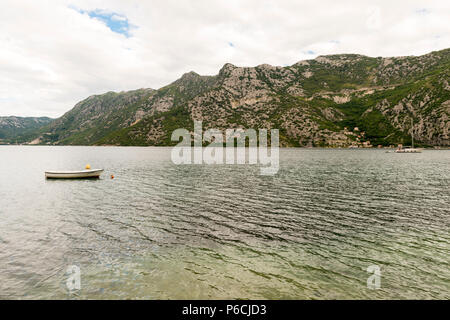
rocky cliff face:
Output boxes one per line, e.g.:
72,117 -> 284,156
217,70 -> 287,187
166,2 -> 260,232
23,48 -> 450,147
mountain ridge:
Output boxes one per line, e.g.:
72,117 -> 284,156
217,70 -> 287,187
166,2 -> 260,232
0,116 -> 53,144
3,48 -> 450,147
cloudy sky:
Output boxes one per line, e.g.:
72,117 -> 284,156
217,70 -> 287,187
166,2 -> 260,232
1,0 -> 449,117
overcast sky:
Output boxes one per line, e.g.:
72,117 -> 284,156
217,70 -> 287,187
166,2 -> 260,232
1,0 -> 449,117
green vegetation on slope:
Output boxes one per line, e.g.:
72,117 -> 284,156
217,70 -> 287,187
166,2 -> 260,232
10,48 -> 450,147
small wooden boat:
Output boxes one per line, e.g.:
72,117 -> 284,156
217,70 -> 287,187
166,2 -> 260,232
45,169 -> 104,179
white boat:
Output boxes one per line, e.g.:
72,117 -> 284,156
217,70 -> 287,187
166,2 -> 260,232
395,119 -> 422,153
395,148 -> 422,153
45,169 -> 104,179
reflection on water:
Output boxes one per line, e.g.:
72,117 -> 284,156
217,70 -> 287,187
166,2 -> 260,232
0,146 -> 449,299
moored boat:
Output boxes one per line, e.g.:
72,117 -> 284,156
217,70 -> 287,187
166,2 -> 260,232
45,169 -> 104,179
395,118 -> 422,153
395,148 -> 422,153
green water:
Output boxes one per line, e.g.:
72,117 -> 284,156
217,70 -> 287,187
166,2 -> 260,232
0,146 -> 448,299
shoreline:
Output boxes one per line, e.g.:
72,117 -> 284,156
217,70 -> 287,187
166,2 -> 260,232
1,144 -> 449,150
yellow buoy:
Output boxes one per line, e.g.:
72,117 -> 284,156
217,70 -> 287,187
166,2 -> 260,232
85,164 -> 91,170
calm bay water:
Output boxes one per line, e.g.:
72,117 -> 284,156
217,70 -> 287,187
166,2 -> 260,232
0,146 -> 449,299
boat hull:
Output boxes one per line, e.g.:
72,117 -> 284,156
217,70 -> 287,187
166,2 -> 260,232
45,169 -> 104,179
395,148 -> 422,153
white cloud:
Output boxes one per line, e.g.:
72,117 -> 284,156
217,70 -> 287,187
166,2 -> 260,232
0,0 -> 449,117
110,14 -> 127,22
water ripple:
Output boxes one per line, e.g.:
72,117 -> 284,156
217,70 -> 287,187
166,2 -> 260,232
0,147 -> 448,299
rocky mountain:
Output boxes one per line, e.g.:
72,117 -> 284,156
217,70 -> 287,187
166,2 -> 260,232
0,116 -> 53,144
33,88 -> 155,145
21,48 -> 450,147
